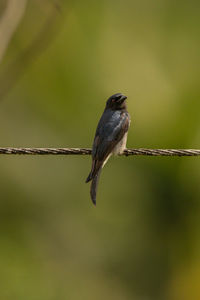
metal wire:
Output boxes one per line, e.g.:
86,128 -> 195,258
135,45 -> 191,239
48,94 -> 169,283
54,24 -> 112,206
0,147 -> 199,156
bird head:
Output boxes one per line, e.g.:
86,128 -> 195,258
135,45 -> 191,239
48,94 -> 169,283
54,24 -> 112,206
106,93 -> 127,110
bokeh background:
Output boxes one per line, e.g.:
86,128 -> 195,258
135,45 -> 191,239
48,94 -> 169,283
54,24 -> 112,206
0,1 -> 200,299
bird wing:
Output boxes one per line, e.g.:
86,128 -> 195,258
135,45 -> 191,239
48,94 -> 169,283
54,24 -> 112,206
88,110 -> 130,179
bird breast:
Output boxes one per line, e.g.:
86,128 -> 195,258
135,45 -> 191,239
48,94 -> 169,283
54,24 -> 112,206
112,132 -> 128,155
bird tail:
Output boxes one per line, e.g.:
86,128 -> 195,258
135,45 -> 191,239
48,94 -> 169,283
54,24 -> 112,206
90,168 -> 102,205
85,171 -> 93,183
85,160 -> 102,183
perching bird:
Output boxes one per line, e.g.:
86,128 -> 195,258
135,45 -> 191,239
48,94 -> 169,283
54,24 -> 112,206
86,93 -> 130,205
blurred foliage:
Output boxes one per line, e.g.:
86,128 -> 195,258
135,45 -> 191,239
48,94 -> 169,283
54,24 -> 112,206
0,0 -> 200,299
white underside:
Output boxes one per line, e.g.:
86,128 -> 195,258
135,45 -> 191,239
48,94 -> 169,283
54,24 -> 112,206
102,132 -> 128,167
112,132 -> 128,155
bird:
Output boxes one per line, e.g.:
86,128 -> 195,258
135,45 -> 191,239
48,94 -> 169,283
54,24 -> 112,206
86,93 -> 131,205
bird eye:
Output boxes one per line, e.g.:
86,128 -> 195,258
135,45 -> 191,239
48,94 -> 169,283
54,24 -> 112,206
111,95 -> 122,103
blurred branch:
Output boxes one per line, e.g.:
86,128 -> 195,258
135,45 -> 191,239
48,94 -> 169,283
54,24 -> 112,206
0,1 -> 61,100
0,148 -> 199,156
35,0 -> 61,13
0,0 -> 27,63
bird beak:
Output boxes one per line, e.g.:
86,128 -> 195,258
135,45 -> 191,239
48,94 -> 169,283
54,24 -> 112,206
120,95 -> 127,102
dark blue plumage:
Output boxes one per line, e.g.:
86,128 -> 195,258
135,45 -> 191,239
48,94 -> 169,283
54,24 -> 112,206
86,93 -> 130,205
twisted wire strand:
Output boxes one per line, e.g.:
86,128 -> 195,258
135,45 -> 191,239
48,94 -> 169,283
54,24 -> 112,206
0,147 -> 199,156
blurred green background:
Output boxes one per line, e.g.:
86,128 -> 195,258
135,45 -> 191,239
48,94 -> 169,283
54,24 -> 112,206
0,0 -> 200,299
